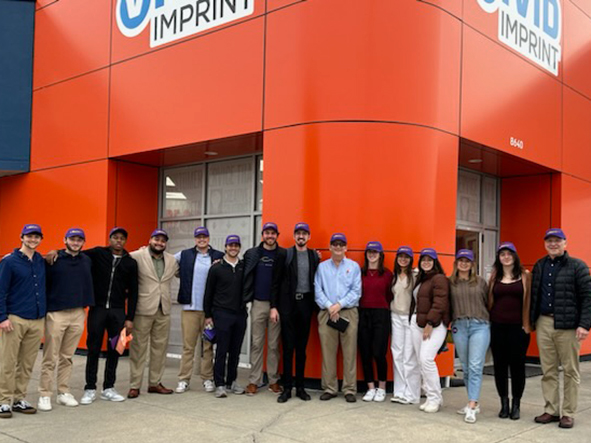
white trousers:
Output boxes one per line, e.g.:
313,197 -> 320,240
390,312 -> 420,403
410,315 -> 447,405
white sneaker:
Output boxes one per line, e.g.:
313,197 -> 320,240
457,404 -> 481,415
203,379 -> 215,393
419,401 -> 428,411
214,386 -> 227,398
374,389 -> 386,402
464,407 -> 477,423
176,381 -> 190,394
423,402 -> 441,413
57,393 -> 79,407
37,396 -> 52,412
391,395 -> 411,404
362,389 -> 376,402
80,389 -> 96,405
100,388 -> 125,402
228,382 -> 245,395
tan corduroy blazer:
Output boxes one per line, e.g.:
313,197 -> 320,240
130,247 -> 179,316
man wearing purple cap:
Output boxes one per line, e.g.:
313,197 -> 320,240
37,228 -> 94,412
174,226 -> 224,394
127,230 -> 179,398
314,233 -> 362,402
243,222 -> 287,395
531,228 -> 591,429
0,224 -> 46,418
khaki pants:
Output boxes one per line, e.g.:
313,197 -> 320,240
318,308 -> 359,395
38,308 -> 85,397
249,300 -> 281,385
178,310 -> 214,382
0,315 -> 44,404
129,308 -> 171,389
536,315 -> 581,416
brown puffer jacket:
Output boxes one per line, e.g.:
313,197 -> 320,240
410,272 -> 450,328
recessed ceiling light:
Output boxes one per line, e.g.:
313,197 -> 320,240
468,159 -> 483,163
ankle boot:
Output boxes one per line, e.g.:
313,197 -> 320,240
510,398 -> 521,420
499,397 -> 510,419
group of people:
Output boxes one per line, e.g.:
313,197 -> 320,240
0,223 -> 589,430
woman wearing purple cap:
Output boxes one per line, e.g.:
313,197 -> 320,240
358,242 -> 393,403
449,249 -> 490,424
390,246 -> 420,405
410,248 -> 450,413
488,242 -> 531,420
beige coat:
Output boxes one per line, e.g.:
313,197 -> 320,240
130,247 -> 179,316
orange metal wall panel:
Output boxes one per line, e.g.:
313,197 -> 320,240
563,0 -> 591,98
572,0 -> 591,16
33,0 -> 111,89
267,0 -> 304,13
264,0 -> 461,134
418,0 -> 463,18
30,69 -> 109,171
109,19 -> 264,157
563,88 -> 591,182
461,27 -> 562,170
0,161 -> 110,256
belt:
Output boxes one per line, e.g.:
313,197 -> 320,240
295,292 -> 310,301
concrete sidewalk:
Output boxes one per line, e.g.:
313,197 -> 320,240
1,353 -> 590,443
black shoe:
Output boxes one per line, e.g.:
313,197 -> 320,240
320,392 -> 337,401
499,397 -> 510,419
278,389 -> 292,403
12,400 -> 36,415
345,394 -> 357,403
510,398 -> 521,420
296,388 -> 311,401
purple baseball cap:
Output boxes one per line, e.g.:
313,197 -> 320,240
109,227 -> 128,238
544,228 -> 566,240
151,229 -> 169,240
456,249 -> 474,262
65,228 -> 85,240
262,222 -> 279,233
420,248 -> 438,260
225,234 -> 241,246
194,226 -> 210,237
396,246 -> 413,257
330,233 -> 347,245
497,242 -> 517,253
294,222 -> 310,234
21,224 -> 43,237
365,241 -> 383,252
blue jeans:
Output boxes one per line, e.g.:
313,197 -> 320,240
452,319 -> 491,402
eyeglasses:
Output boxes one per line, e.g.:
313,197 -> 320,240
331,242 -> 346,248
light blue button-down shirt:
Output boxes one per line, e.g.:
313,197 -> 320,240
314,257 -> 362,310
175,251 -> 212,311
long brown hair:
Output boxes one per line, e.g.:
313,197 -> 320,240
415,257 -> 445,287
449,260 -> 478,285
362,250 -> 386,276
393,253 -> 414,287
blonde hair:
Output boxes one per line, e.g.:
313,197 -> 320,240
449,260 -> 478,285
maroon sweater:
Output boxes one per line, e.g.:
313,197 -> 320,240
360,269 -> 393,309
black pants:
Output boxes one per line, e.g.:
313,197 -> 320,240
85,306 -> 126,390
213,309 -> 247,387
358,308 -> 390,384
280,298 -> 313,389
490,322 -> 531,399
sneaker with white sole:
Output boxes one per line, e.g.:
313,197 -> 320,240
374,388 -> 386,402
214,386 -> 227,398
423,402 -> 441,413
37,396 -> 52,412
457,404 -> 480,415
203,379 -> 215,393
100,388 -> 125,402
12,400 -> 36,414
80,389 -> 96,405
228,382 -> 245,395
0,404 -> 12,419
57,393 -> 79,407
362,389 -> 376,402
464,407 -> 477,423
419,401 -> 428,411
391,395 -> 411,404
176,381 -> 190,393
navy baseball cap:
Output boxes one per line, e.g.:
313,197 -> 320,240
365,241 -> 383,252
294,222 -> 310,234
21,224 -> 43,237
456,249 -> 474,262
194,226 -> 210,237
225,235 -> 241,246
497,242 -> 517,253
396,246 -> 413,257
420,248 -> 438,260
544,228 -> 566,240
262,222 -> 279,233
151,229 -> 169,241
65,228 -> 85,240
330,233 -> 347,245
109,227 -> 128,238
